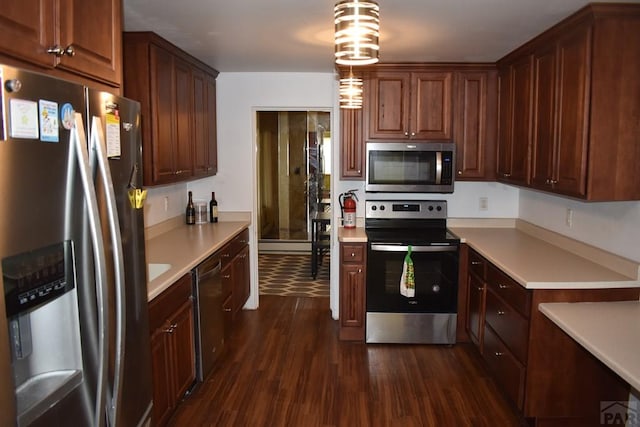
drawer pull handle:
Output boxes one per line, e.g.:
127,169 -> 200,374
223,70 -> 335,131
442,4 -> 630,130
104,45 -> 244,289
494,352 -> 504,357
497,310 -> 505,316
471,261 -> 482,265
351,252 -> 356,257
498,284 -> 508,289
163,323 -> 178,334
224,308 -> 232,312
223,274 -> 231,279
358,268 -> 362,273
477,287 -> 483,292
222,253 -> 230,258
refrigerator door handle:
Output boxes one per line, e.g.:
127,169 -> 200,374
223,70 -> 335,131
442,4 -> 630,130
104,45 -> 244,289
90,116 -> 126,425
70,113 -> 109,427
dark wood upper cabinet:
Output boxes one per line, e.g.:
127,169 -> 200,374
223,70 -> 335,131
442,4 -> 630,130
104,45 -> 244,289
364,69 -> 452,141
454,70 -> 497,180
341,64 -> 496,181
193,70 -> 218,177
340,108 -> 364,179
497,55 -> 533,187
0,0 -> 121,88
498,4 -> 640,200
552,24 -> 590,197
123,32 -> 219,186
411,72 -> 453,140
530,44 -> 557,190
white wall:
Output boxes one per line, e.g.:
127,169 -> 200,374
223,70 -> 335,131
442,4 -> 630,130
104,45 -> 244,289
519,189 -> 640,263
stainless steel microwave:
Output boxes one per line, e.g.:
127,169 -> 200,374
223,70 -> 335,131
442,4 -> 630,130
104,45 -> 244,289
365,141 -> 455,193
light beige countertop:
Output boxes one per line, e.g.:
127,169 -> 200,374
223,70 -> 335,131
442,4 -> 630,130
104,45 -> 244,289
145,219 -> 250,301
539,301 -> 640,392
337,226 -> 367,243
450,221 -> 640,290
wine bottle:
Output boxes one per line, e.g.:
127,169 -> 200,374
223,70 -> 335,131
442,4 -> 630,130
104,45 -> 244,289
186,191 -> 195,225
209,192 -> 218,223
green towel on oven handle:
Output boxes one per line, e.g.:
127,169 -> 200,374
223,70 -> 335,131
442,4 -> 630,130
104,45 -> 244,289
400,245 -> 415,298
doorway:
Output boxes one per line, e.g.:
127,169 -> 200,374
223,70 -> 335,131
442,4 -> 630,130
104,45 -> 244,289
256,110 -> 331,298
256,110 -> 331,250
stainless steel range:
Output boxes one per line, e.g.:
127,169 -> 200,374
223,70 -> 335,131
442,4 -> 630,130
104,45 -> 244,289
365,200 -> 460,344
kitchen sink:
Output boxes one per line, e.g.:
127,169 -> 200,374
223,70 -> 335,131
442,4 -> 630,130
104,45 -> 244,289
147,263 -> 171,282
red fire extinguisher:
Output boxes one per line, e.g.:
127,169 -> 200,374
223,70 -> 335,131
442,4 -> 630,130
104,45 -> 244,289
339,189 -> 358,229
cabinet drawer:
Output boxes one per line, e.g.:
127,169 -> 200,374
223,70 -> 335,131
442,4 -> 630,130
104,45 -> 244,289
341,244 -> 365,263
220,228 -> 249,266
483,325 -> 526,410
485,289 -> 529,364
468,249 -> 487,279
487,265 -> 531,317
149,273 -> 193,331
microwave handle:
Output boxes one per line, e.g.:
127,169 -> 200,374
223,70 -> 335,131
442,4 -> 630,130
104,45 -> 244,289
435,151 -> 442,185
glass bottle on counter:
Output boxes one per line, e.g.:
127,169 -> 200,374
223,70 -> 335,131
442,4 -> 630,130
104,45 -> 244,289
186,191 -> 195,225
209,192 -> 218,223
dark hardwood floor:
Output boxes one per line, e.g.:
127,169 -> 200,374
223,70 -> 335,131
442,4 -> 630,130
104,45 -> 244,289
169,296 -> 525,426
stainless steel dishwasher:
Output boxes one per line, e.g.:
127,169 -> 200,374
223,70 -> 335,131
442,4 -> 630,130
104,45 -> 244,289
193,253 -> 224,381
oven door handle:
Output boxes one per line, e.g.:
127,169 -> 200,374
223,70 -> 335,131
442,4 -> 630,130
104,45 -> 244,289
370,244 -> 458,253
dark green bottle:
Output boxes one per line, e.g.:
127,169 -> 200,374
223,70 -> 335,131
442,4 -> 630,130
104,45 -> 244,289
209,192 -> 218,223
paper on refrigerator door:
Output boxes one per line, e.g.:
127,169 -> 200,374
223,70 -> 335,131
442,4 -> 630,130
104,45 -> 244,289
105,111 -> 121,158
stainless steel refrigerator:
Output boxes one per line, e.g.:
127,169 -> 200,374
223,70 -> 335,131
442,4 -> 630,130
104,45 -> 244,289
0,65 -> 152,426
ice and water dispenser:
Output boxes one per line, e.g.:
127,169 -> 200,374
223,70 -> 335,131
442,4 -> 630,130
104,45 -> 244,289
2,241 -> 83,426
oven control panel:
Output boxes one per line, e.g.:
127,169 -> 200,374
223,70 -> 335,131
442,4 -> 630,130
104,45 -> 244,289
365,200 -> 447,220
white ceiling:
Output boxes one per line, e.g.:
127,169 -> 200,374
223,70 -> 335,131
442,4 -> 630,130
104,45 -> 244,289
123,0 -> 639,73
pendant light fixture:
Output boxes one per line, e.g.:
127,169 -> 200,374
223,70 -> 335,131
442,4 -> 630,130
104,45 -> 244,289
334,0 -> 380,66
339,68 -> 363,109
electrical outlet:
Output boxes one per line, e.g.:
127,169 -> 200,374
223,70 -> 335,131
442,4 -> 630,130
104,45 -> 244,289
479,197 -> 488,211
565,208 -> 573,228
164,196 -> 169,212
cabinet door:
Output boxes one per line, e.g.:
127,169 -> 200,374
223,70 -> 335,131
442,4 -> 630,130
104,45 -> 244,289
0,0 -> 54,67
149,45 -> 177,184
170,299 -> 196,402
193,69 -> 218,177
498,56 -> 533,185
57,0 -> 122,85
232,246 -> 250,316
174,58 -> 194,179
150,328 -> 173,427
467,273 -> 485,350
340,264 -> 365,330
454,71 -> 497,179
205,73 -> 218,175
411,72 -> 453,140
366,71 -> 411,139
531,45 -> 557,190
340,108 -> 364,179
497,67 -> 513,179
553,25 -> 591,198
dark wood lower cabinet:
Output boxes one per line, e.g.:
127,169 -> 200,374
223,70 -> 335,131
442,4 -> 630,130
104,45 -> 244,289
339,242 -> 366,341
149,274 -> 196,427
462,244 -> 639,426
232,245 -> 250,316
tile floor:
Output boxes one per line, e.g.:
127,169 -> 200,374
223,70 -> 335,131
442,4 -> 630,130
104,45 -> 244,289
258,253 -> 330,297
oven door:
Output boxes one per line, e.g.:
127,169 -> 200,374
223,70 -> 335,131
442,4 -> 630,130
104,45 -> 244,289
366,243 -> 459,313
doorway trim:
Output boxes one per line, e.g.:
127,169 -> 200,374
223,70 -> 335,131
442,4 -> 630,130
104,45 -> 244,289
251,106 -> 334,308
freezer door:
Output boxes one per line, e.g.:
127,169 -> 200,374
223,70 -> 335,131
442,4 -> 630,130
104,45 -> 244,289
0,65 -> 98,426
86,90 -> 153,426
